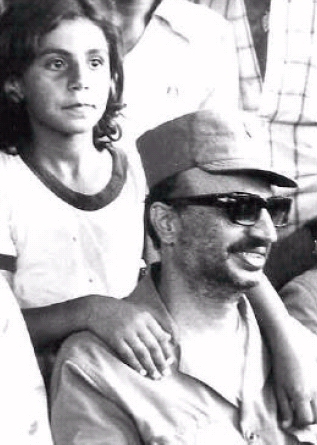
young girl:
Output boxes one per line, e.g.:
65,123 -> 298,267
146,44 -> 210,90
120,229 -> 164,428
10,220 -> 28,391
0,0 -> 173,381
0,0 -> 315,431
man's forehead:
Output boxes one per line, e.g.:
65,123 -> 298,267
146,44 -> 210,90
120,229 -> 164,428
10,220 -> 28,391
170,168 -> 273,198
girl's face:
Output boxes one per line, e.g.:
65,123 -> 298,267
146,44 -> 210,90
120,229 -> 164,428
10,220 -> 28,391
17,18 -> 111,137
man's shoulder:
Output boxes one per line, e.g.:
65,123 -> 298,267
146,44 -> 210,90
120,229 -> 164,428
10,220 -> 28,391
54,331 -> 120,375
51,331 -> 131,400
51,330 -> 164,416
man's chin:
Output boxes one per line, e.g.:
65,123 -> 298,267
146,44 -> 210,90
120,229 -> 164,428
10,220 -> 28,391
230,270 -> 263,291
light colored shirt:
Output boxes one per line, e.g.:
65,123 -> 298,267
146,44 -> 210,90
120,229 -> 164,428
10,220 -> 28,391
190,0 -> 262,113
0,146 -> 145,307
0,275 -> 53,444
50,274 -> 317,445
115,0 -> 239,162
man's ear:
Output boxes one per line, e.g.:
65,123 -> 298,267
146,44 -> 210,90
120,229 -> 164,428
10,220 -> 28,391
4,78 -> 24,103
150,202 -> 178,246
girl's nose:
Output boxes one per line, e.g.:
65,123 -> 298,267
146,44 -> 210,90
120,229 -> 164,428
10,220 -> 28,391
67,62 -> 89,91
68,80 -> 88,91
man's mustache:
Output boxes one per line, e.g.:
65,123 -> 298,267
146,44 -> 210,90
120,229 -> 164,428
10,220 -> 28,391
228,238 -> 271,254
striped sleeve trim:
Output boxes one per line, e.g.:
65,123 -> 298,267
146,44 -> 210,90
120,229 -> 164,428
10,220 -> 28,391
0,254 -> 17,272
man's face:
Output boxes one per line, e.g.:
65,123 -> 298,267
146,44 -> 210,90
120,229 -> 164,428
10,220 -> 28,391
171,169 -> 277,291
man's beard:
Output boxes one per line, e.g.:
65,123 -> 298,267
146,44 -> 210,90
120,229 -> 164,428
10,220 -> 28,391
175,226 -> 269,293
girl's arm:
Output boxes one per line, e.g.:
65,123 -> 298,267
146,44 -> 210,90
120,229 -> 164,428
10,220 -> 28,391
1,271 -> 174,380
247,274 -> 317,429
23,296 -> 174,380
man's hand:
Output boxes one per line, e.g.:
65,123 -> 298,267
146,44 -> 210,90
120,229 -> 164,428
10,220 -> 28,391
86,296 -> 175,379
271,319 -> 317,429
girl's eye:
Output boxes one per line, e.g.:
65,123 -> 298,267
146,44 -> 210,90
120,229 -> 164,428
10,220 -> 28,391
45,58 -> 67,71
89,57 -> 104,69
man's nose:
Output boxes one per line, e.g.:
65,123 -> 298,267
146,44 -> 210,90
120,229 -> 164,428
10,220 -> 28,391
67,61 -> 89,91
248,208 -> 278,244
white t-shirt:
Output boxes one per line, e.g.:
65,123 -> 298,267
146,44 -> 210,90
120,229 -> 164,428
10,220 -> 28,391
0,146 -> 145,308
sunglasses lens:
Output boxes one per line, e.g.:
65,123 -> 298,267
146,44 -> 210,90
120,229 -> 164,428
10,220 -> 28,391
229,196 -> 292,227
230,196 -> 260,226
267,197 -> 292,227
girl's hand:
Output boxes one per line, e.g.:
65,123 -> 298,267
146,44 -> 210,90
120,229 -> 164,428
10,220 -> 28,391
86,295 -> 175,379
272,319 -> 317,430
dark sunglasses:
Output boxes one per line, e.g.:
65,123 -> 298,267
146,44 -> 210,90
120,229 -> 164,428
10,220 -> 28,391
163,192 -> 292,227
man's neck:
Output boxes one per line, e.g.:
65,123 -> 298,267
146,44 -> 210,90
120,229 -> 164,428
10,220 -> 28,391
115,0 -> 161,54
158,262 -> 242,337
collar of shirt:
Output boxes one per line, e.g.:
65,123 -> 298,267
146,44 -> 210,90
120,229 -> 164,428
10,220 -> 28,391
128,270 -> 271,407
177,296 -> 271,407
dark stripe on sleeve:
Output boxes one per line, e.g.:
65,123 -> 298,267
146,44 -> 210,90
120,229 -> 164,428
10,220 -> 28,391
0,254 -> 17,272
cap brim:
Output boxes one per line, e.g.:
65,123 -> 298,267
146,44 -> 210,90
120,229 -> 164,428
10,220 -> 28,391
199,159 -> 297,188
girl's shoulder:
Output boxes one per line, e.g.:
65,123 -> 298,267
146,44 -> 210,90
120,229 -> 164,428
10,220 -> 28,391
0,150 -> 22,166
0,151 -> 25,185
